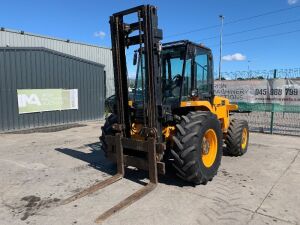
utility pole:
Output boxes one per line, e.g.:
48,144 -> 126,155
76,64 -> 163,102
218,15 -> 224,80
247,60 -> 251,78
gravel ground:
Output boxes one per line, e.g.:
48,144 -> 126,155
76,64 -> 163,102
0,121 -> 300,225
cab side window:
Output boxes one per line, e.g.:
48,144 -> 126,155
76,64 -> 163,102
195,54 -> 209,93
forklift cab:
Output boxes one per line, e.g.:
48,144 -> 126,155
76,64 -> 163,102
134,40 -> 214,110
162,40 -> 214,106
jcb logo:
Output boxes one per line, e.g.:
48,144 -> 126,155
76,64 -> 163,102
18,94 -> 41,107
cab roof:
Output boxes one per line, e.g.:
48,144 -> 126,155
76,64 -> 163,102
162,40 -> 211,52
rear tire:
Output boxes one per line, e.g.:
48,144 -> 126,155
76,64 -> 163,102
171,111 -> 223,185
225,119 -> 249,156
99,113 -> 117,155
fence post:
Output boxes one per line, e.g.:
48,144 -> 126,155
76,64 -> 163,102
270,69 -> 277,134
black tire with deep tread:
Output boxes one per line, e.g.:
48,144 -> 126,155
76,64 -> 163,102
99,113 -> 117,155
225,119 -> 249,156
171,111 -> 223,185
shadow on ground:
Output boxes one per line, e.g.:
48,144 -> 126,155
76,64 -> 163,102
7,123 -> 87,134
54,142 -> 193,187
55,142 -> 115,176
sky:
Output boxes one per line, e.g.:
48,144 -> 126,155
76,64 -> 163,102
1,0 -> 300,76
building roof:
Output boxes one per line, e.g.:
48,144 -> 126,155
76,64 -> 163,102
0,27 -> 111,50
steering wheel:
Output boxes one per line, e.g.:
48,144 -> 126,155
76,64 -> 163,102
163,74 -> 182,98
172,74 -> 183,87
172,74 -> 182,82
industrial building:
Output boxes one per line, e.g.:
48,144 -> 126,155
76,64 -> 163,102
0,28 -> 114,97
0,28 -> 114,132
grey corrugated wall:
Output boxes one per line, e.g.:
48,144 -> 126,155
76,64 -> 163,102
0,29 -> 114,97
0,47 -> 105,132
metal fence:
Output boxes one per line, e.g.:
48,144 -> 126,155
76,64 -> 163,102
217,68 -> 300,136
216,68 -> 300,80
231,112 -> 300,136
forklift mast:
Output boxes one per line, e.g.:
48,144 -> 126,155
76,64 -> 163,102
109,5 -> 163,141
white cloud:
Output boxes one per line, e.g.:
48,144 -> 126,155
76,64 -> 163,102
94,31 -> 106,39
222,53 -> 246,61
288,0 -> 298,5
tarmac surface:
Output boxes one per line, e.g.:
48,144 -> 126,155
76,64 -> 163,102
0,121 -> 299,225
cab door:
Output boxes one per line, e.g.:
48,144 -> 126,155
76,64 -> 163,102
194,49 -> 213,101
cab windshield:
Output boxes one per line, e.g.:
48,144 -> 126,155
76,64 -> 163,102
134,44 -> 211,106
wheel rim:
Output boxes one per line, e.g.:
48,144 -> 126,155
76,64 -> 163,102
202,129 -> 218,168
241,128 -> 248,149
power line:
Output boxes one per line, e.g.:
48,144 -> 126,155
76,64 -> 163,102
164,5 -> 300,39
197,18 -> 300,42
224,5 -> 300,26
164,24 -> 220,39
209,28 -> 300,48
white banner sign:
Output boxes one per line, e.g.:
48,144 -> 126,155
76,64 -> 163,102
214,79 -> 300,112
17,89 -> 78,114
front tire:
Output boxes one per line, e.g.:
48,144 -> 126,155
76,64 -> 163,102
224,119 -> 249,156
171,111 -> 223,185
99,113 -> 117,155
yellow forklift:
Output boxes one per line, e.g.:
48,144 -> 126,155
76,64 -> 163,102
63,5 -> 249,223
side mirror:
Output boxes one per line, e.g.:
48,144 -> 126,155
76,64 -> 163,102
133,52 -> 138,65
191,89 -> 199,97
